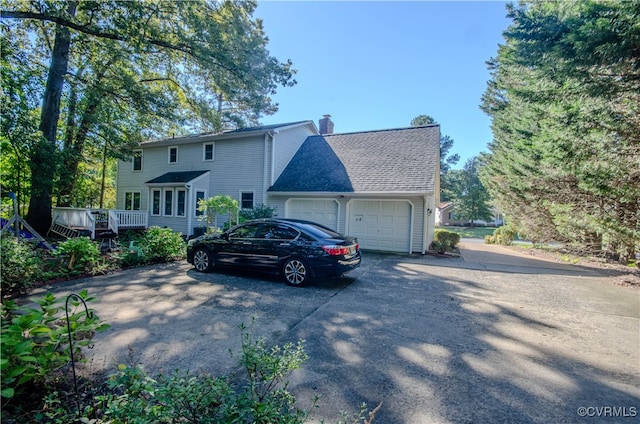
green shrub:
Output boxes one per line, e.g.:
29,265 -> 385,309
431,229 -> 461,254
7,318 -> 379,423
485,226 -> 517,246
97,320 -> 312,424
139,226 -> 186,263
1,290 -> 110,403
0,235 -> 43,297
53,237 -> 102,275
239,204 -> 277,222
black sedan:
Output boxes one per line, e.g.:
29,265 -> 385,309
186,218 -> 361,286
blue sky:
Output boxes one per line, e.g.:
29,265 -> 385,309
254,1 -> 511,169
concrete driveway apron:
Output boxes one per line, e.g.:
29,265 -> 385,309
35,240 -> 640,423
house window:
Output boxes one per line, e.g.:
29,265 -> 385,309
241,192 -> 254,209
164,189 -> 173,216
125,192 -> 141,210
133,150 -> 143,171
151,189 -> 161,215
176,189 -> 186,217
168,146 -> 178,164
203,143 -> 214,161
195,191 -> 206,216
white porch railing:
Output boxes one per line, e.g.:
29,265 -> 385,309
51,208 -> 148,239
52,207 -> 97,239
110,210 -> 148,231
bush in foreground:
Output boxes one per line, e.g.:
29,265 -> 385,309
431,229 -> 461,254
485,226 -> 517,246
0,235 -> 43,297
1,290 -> 110,408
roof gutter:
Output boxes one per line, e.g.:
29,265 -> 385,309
268,190 -> 434,196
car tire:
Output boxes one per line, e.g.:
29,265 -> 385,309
192,248 -> 213,272
283,258 -> 310,287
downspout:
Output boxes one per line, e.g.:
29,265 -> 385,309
422,195 -> 429,254
270,130 -> 279,185
185,183 -> 192,237
264,131 -> 274,205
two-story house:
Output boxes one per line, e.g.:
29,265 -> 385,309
112,115 -> 440,253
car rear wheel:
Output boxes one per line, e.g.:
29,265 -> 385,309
192,248 -> 213,272
283,258 -> 310,286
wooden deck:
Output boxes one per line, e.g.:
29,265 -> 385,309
51,208 -> 148,240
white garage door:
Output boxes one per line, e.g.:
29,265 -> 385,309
348,200 -> 411,252
286,199 -> 339,231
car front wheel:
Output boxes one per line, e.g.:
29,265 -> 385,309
283,258 -> 310,286
192,248 -> 213,272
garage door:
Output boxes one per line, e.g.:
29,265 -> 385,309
286,199 -> 339,231
348,200 -> 411,252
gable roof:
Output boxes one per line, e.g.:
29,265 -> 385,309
146,170 -> 209,185
140,121 -> 315,147
269,125 -> 440,194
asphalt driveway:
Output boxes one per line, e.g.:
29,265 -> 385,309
34,240 -> 640,423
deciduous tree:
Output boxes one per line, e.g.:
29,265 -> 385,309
1,0 -> 296,235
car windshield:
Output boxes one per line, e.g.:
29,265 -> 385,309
294,222 -> 343,240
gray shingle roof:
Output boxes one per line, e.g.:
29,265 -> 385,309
141,121 -> 312,146
146,170 -> 209,184
269,125 -> 440,193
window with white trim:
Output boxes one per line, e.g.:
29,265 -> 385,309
125,192 -> 141,210
176,189 -> 186,217
133,150 -> 143,171
168,146 -> 178,164
164,189 -> 173,216
241,191 -> 254,209
203,142 -> 214,161
195,190 -> 206,216
151,189 -> 161,215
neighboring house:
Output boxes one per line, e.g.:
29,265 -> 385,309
436,202 -> 504,227
113,115 -> 441,253
436,201 -> 462,226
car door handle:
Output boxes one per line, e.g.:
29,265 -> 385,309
241,241 -> 252,245
278,243 -> 291,246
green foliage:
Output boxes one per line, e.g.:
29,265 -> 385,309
95,320 -> 312,424
53,237 -> 102,275
485,226 -> 517,246
448,157 -> 494,225
0,290 -> 110,403
4,316 -> 379,423
438,226 -> 496,240
0,235 -> 43,297
480,0 -> 639,263
139,227 -> 186,263
431,229 -> 461,254
3,0 -> 297,227
198,195 -> 239,230
239,204 -> 278,222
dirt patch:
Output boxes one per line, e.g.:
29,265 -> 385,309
509,245 -> 640,290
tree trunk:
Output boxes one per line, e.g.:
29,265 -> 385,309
57,95 -> 100,207
26,1 -> 77,235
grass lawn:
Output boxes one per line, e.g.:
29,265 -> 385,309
437,226 -> 497,239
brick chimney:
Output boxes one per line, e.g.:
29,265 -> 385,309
319,114 -> 334,135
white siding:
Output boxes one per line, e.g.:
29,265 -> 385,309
268,193 -> 431,253
117,126 -> 316,235
272,125 -> 317,183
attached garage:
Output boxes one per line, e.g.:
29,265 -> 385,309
269,124 -> 440,254
285,199 -> 339,231
347,200 -> 412,253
